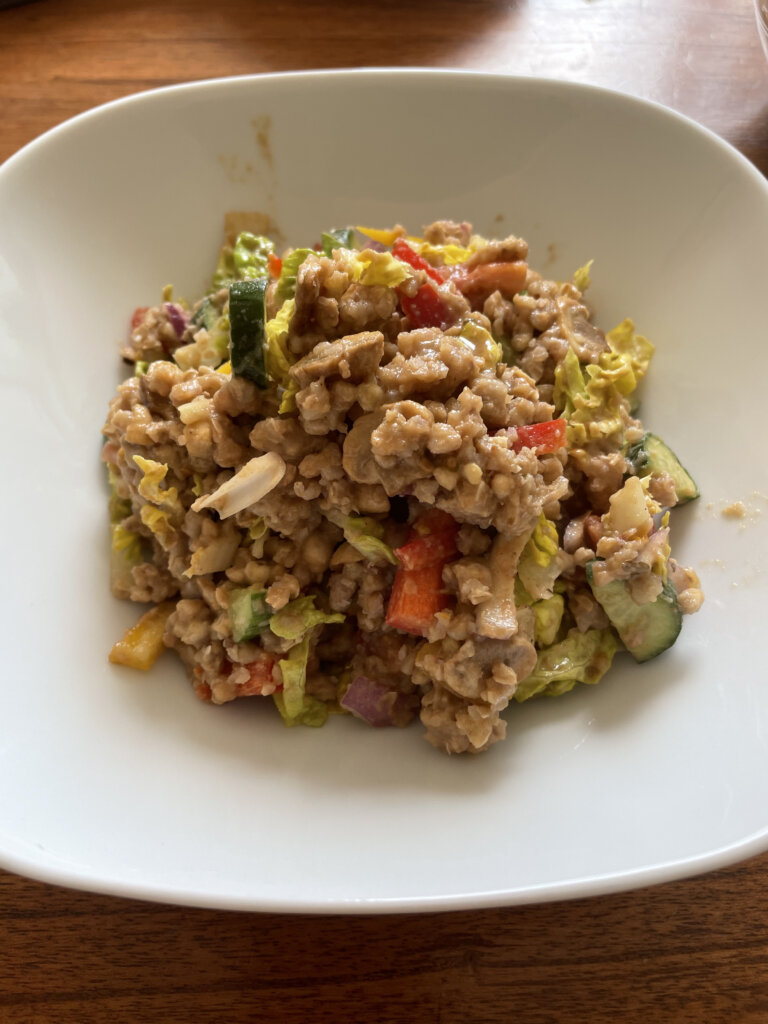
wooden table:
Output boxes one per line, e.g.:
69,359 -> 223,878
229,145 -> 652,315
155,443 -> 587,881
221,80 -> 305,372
2,1 -> 767,1021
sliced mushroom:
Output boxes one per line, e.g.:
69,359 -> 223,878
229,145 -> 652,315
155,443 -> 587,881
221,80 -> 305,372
342,410 -> 385,484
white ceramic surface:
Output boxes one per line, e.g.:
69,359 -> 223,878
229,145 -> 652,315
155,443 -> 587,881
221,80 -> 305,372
1,70 -> 767,913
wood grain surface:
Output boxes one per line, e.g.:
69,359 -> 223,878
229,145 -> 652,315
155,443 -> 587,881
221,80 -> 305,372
2,1 -> 768,1021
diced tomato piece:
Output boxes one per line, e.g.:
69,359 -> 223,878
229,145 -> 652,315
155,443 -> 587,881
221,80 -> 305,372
453,261 -> 528,304
268,252 -> 283,279
391,239 -> 444,285
130,306 -> 149,331
234,654 -> 277,697
398,282 -> 453,329
386,562 -> 452,636
511,418 -> 567,454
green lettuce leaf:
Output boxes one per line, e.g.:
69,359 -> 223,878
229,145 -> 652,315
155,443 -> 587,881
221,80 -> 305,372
109,523 -> 143,594
325,510 -> 397,565
458,318 -> 502,368
605,318 -> 654,389
275,248 -> 314,304
229,586 -> 271,642
273,690 -> 329,728
515,627 -> 621,702
350,249 -> 410,288
213,232 -> 273,289
517,514 -> 560,601
321,227 -> 354,257
532,593 -> 565,647
132,455 -> 179,508
573,259 -> 594,292
269,596 -> 345,642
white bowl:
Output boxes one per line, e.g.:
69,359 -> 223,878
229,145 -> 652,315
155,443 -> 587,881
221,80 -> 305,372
1,70 -> 767,912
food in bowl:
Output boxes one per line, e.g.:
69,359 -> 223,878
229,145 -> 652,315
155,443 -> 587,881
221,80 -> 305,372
102,218 -> 703,754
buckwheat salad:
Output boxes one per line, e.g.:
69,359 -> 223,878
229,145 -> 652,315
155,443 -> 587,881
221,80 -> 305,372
102,219 -> 703,755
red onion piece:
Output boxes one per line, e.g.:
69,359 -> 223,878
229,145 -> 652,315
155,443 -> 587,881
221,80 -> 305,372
164,302 -> 188,338
341,675 -> 412,728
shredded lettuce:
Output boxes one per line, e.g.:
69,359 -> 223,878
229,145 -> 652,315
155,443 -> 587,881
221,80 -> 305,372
325,511 -> 397,565
606,318 -> 654,388
263,298 -> 299,413
350,249 -> 410,288
134,360 -> 149,377
458,318 -> 502,368
109,523 -> 143,594
275,248 -> 314,304
515,628 -> 621,702
532,593 -> 565,647
108,467 -> 132,523
413,240 -> 474,265
273,690 -> 329,728
554,319 -> 655,447
132,456 -> 179,508
229,586 -> 271,642
573,259 -> 594,292
517,514 -> 560,601
273,634 -> 330,726
213,231 -> 273,289
269,596 -> 344,642
139,504 -> 176,548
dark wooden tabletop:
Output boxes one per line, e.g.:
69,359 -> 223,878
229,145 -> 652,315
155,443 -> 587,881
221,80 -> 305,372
2,1 -> 768,1021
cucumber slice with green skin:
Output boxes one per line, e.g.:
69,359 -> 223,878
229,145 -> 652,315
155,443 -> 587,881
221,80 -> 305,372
230,586 -> 271,642
229,278 -> 268,388
190,295 -> 220,331
626,433 -> 699,505
586,561 -> 682,663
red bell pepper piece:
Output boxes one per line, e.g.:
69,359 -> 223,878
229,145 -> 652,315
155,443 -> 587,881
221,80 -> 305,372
510,418 -> 567,454
395,509 -> 460,570
399,282 -> 453,329
391,239 -> 444,285
453,260 -> 528,303
385,562 -> 452,636
268,252 -> 283,279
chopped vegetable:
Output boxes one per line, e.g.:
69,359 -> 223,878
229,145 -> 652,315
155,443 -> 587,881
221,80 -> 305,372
398,282 -> 452,329
587,562 -> 682,663
321,227 -> 354,256
517,514 -> 560,601
510,419 -> 567,454
269,595 -> 344,642
340,675 -> 410,727
109,603 -> 175,671
453,260 -> 528,302
391,238 -> 444,284
573,259 -> 594,292
191,451 -> 286,519
350,249 -> 411,288
386,562 -> 451,636
514,627 -> 620,701
275,248 -> 314,303
213,231 -> 273,289
626,433 -> 700,505
229,586 -> 271,642
235,653 -> 276,696
325,511 -> 398,565
394,519 -> 459,570
229,278 -> 268,388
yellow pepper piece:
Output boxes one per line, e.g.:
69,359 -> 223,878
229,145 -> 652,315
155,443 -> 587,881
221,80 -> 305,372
216,360 -> 231,374
355,225 -> 405,247
109,602 -> 175,671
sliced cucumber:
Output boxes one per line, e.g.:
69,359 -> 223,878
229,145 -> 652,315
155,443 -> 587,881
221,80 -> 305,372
190,295 -> 220,331
626,433 -> 699,505
586,561 -> 682,663
230,586 -> 271,642
229,278 -> 268,388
